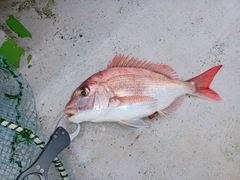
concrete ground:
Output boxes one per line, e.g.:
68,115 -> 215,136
0,0 -> 240,179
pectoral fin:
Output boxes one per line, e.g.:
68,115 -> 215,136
119,119 -> 148,130
110,95 -> 158,107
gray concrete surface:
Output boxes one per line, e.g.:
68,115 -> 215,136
1,0 -> 240,179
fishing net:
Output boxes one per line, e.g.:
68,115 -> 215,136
0,55 -> 75,180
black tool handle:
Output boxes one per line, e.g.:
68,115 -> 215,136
16,127 -> 71,180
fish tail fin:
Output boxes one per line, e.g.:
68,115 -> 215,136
186,65 -> 223,101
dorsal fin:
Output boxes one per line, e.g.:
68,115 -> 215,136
107,54 -> 178,79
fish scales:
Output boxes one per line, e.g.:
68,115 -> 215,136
104,68 -> 189,102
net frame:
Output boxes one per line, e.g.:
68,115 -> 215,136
0,55 -> 75,180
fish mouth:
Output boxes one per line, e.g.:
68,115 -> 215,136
68,114 -> 77,122
64,108 -> 77,122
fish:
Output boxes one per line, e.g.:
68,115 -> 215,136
65,54 -> 222,129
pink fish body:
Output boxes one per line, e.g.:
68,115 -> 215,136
65,54 -> 222,129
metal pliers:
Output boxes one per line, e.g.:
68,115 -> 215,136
16,114 -> 81,180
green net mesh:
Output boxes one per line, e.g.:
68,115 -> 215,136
0,55 -> 75,180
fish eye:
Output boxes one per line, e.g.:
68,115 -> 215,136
78,87 -> 90,97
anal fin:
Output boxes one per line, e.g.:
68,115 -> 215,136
160,96 -> 184,115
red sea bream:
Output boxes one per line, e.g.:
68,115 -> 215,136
65,54 -> 222,129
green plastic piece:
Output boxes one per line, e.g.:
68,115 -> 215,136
6,15 -> 32,38
0,37 -> 25,68
27,54 -> 32,64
